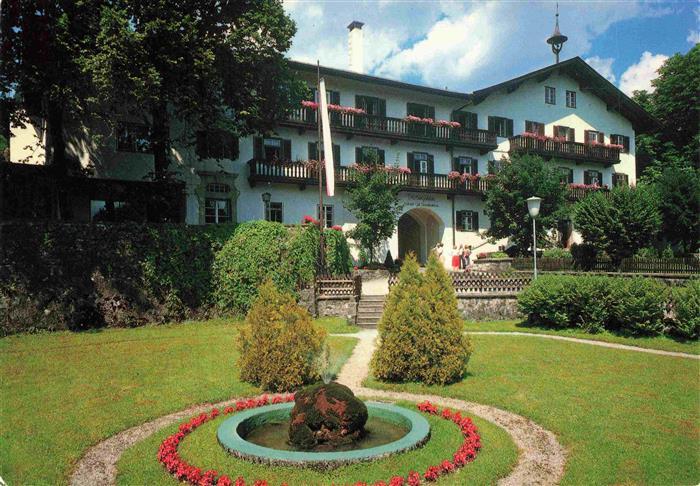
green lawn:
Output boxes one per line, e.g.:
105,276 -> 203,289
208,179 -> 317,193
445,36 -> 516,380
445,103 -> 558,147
465,319 -> 700,354
316,316 -> 360,334
0,319 -> 357,486
366,334 -> 700,485
117,401 -> 517,485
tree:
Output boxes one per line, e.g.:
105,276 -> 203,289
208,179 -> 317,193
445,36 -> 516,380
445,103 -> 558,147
484,153 -> 568,255
633,45 -> 699,182
573,185 -> 661,267
655,167 -> 700,253
344,157 -> 403,263
85,0 -> 305,178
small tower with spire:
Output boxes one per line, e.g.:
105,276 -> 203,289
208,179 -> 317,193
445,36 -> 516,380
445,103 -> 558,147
546,3 -> 568,64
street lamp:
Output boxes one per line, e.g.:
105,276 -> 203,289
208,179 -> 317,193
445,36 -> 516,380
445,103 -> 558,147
527,196 -> 542,279
261,192 -> 271,220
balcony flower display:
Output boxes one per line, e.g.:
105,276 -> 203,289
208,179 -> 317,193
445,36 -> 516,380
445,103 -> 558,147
521,131 -> 567,143
300,100 -> 366,115
349,164 -> 411,175
448,171 -> 481,184
434,120 -> 462,128
301,159 -> 323,170
588,140 -> 624,150
569,183 -> 609,190
404,115 -> 461,128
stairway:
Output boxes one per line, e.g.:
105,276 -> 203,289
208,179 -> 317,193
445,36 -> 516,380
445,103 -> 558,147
356,295 -> 386,329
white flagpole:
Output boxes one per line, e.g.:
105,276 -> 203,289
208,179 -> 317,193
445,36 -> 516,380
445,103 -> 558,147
318,78 -> 335,197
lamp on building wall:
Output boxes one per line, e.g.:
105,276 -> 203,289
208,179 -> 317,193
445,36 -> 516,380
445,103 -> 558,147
527,196 -> 542,279
261,192 -> 271,220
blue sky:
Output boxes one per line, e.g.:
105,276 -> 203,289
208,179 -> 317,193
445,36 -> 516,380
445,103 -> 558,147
283,0 -> 698,95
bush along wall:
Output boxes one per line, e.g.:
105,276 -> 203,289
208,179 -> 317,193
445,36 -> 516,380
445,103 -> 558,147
1,221 -> 354,335
518,274 -> 698,338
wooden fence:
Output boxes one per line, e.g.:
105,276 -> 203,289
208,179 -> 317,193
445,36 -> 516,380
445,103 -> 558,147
388,271 -> 532,295
316,274 -> 361,299
512,257 -> 700,275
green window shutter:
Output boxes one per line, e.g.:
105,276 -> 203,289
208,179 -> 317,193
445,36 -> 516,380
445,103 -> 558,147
378,149 -> 385,165
406,102 -> 418,116
506,118 -> 514,137
469,112 -> 477,129
488,116 -> 495,132
584,171 -> 591,185
456,210 -> 465,231
377,99 -> 386,117
567,169 -> 573,184
330,91 -> 340,105
253,137 -> 263,159
308,142 -> 317,160
598,132 -> 604,143
471,211 -> 479,231
569,128 -> 575,142
622,136 -> 630,152
333,144 -> 341,167
407,152 -> 415,172
282,139 -> 292,160
355,147 -> 362,164
428,154 -> 434,174
427,106 -> 435,119
470,158 -> 478,175
355,95 -> 363,109
453,157 -> 460,171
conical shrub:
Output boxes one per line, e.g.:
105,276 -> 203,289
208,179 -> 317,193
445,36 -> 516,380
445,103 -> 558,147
238,280 -> 326,391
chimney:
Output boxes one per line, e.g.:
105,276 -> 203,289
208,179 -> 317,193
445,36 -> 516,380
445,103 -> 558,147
347,21 -> 364,73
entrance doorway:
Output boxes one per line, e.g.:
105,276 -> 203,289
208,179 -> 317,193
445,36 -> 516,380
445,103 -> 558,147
397,208 -> 444,264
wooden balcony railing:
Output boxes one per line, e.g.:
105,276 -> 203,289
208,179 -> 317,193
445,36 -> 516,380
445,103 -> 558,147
248,159 -> 608,201
282,108 -> 498,151
248,159 -> 493,195
509,135 -> 621,165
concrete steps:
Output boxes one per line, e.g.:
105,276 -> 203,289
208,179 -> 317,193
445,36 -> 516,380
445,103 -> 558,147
356,295 -> 386,329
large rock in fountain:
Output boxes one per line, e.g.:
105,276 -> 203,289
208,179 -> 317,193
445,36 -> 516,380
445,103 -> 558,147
288,382 -> 368,450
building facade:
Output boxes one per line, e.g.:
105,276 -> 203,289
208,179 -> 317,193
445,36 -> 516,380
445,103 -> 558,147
8,27 -> 654,264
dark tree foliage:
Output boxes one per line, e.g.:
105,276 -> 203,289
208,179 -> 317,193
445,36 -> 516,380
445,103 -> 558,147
655,167 -> 700,253
484,153 -> 568,255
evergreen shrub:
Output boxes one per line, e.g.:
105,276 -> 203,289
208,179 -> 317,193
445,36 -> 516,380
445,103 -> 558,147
286,224 -> 320,285
608,277 -> 667,335
324,228 -> 353,275
542,248 -> 572,259
237,280 -> 326,391
669,280 -> 700,339
372,253 -> 472,385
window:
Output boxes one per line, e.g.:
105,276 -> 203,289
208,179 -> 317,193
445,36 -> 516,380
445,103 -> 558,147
355,146 -> 385,165
196,130 -> 238,160
451,110 -> 478,129
205,199 -> 232,224
584,170 -> 603,186
116,122 -> 152,153
206,182 -> 230,194
317,204 -> 334,228
355,95 -> 386,116
553,125 -> 575,141
308,142 -> 341,166
487,159 -> 504,175
253,137 -> 291,162
558,167 -> 574,184
264,201 -> 283,223
407,103 -> 436,136
488,116 -> 513,137
407,152 -> 433,174
456,210 -> 479,232
313,88 -> 340,105
455,156 -> 478,175
545,86 -> 556,105
610,134 -> 630,153
525,120 -> 545,135
613,173 -> 629,187
566,90 -> 577,108
585,130 -> 604,144
91,200 -> 126,221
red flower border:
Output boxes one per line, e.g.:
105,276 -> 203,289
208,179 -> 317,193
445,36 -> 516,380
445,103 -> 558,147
157,397 -> 481,486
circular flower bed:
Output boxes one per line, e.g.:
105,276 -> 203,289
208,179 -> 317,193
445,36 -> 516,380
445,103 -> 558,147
157,396 -> 481,486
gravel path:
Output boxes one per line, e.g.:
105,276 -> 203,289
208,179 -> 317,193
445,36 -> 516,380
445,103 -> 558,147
467,331 -> 699,359
336,329 -> 566,486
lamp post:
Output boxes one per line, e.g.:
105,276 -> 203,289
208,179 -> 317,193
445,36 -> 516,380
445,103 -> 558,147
527,196 -> 542,279
261,192 -> 271,220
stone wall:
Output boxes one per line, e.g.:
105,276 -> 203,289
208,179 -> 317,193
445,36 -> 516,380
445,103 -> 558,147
472,258 -> 513,273
457,294 -> 521,320
316,296 -> 358,322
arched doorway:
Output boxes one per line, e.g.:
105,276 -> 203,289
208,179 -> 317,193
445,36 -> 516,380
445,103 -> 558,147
397,208 -> 444,264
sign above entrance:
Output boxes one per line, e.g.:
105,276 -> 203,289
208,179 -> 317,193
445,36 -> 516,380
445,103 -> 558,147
404,194 -> 439,208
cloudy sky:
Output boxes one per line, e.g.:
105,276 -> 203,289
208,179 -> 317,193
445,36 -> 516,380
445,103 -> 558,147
283,0 -> 698,95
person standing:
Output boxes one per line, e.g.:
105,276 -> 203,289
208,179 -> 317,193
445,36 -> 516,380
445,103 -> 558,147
451,245 -> 460,271
464,245 -> 472,271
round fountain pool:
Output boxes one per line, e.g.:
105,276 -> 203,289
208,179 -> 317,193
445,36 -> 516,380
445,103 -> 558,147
217,401 -> 431,469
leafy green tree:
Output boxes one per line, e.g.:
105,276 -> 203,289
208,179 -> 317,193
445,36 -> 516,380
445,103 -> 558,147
85,0 -> 305,178
344,156 -> 403,263
573,185 -> 661,267
655,167 -> 700,253
633,45 -> 699,182
484,153 -> 568,255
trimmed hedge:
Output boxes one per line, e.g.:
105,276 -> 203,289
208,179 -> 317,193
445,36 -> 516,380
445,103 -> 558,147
517,274 -> 690,336
324,228 -> 353,275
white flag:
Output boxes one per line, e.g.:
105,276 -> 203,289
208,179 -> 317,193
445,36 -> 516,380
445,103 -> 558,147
318,78 -> 335,197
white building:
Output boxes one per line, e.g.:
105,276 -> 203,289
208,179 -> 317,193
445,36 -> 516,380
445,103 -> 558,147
7,21 -> 655,264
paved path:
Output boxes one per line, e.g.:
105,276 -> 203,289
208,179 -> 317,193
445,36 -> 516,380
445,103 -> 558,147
360,277 -> 390,296
336,329 -> 566,486
467,331 -> 700,360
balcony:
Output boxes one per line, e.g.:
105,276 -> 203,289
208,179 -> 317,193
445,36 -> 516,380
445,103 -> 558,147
248,159 -> 492,196
509,135 -> 621,166
280,108 -> 498,153
248,159 -> 607,201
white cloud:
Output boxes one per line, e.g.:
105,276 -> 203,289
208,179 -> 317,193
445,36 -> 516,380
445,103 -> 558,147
688,7 -> 700,44
585,56 -> 616,82
619,51 -> 668,95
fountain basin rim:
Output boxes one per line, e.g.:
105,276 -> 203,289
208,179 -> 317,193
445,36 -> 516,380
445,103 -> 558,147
216,401 -> 431,468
